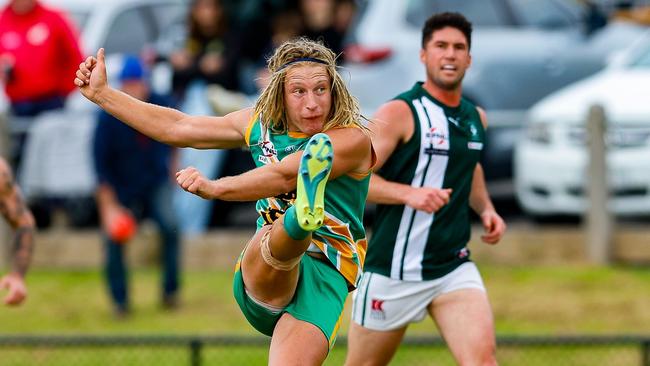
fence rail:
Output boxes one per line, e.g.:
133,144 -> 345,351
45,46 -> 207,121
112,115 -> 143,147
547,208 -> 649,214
0,334 -> 648,366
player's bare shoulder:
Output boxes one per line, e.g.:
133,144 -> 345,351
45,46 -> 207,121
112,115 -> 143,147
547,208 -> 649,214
327,126 -> 373,172
328,125 -> 371,153
476,106 -> 488,129
370,99 -> 413,143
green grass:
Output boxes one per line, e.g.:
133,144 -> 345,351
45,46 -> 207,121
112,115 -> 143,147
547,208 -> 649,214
0,344 -> 641,366
2,265 -> 650,334
485,265 -> 650,334
0,265 -> 648,365
0,269 -> 251,335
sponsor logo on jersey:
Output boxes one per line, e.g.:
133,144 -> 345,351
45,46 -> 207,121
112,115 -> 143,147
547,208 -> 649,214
457,247 -> 470,259
370,299 -> 386,320
258,155 -> 270,164
425,127 -> 447,146
469,124 -> 478,137
468,142 -> 483,150
259,140 -> 277,157
424,147 -> 449,156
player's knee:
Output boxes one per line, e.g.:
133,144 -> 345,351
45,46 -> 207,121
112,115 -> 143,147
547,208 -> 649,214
457,346 -> 497,366
259,230 -> 302,271
344,357 -> 392,366
478,351 -> 498,366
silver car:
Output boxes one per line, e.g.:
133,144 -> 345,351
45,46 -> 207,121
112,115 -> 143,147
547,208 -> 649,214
344,0 -> 645,197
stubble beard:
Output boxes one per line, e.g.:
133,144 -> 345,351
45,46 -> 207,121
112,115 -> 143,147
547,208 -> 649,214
428,69 -> 465,92
432,75 -> 462,91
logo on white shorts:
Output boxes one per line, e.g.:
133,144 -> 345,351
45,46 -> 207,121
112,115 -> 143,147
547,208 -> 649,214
370,299 -> 385,320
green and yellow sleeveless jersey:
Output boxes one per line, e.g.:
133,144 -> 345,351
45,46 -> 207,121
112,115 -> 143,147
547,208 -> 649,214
365,82 -> 485,281
244,116 -> 371,289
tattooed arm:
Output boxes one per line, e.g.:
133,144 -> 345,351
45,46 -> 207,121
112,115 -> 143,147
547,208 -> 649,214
0,159 -> 35,306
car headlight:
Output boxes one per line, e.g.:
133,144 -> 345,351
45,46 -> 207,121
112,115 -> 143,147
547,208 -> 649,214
525,121 -> 551,144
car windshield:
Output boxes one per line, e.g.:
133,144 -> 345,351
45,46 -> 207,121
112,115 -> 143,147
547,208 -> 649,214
405,0 -> 581,29
406,0 -> 505,27
629,44 -> 650,68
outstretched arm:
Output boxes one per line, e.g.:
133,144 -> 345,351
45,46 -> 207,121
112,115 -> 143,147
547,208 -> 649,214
366,100 -> 452,213
74,48 -> 250,149
0,159 -> 35,306
176,127 -> 374,201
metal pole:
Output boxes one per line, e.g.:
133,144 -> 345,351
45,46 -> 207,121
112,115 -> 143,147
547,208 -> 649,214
584,104 -> 612,264
190,339 -> 202,366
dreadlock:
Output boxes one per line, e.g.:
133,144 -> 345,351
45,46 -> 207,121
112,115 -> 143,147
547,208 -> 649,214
253,37 -> 366,134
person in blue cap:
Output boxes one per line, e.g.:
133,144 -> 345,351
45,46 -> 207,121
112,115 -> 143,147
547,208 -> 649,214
92,55 -> 182,318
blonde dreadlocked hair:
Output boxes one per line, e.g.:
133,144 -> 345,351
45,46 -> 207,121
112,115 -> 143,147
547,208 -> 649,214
253,37 -> 366,134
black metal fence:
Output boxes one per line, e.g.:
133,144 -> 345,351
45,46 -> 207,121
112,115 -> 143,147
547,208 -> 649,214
0,334 -> 648,365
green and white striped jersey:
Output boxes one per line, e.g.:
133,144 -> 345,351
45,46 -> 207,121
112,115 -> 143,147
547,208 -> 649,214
365,82 -> 485,281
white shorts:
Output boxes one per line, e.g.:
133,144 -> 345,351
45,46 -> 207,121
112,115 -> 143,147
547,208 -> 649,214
351,262 -> 485,331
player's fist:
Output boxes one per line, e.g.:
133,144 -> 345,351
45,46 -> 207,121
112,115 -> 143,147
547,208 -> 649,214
0,273 -> 27,306
75,48 -> 108,102
176,166 -> 214,199
406,187 -> 452,213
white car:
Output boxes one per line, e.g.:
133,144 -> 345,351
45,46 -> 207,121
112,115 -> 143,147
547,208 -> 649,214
514,32 -> 650,216
1,0 -> 186,226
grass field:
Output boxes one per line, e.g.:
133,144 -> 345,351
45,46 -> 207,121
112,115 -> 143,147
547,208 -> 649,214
0,345 -> 641,366
0,264 -> 648,365
2,264 -> 648,334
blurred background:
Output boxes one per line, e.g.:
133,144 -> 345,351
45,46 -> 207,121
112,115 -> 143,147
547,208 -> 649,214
1,0 -> 650,365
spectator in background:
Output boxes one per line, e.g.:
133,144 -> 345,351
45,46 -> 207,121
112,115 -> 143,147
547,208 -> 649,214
245,0 -> 357,94
93,56 -> 181,318
250,9 -> 303,92
170,0 -> 240,97
169,0 -> 241,235
334,0 -> 357,35
298,0 -> 354,60
0,0 -> 82,170
201,9 -> 303,134
0,157 -> 35,306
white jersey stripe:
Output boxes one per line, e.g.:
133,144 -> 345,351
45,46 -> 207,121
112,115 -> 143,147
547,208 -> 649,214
390,99 -> 427,278
391,98 -> 450,280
